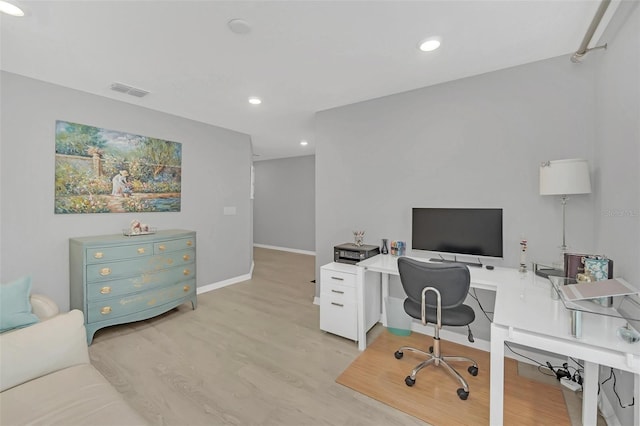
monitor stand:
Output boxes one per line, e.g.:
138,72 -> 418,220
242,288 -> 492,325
429,258 -> 482,268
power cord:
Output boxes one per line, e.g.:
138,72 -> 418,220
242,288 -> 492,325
468,289 -> 493,321
601,368 -> 635,408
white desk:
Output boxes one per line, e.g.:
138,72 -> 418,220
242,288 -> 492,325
355,254 -> 640,426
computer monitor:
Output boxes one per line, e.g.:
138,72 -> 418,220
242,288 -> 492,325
412,208 -> 503,259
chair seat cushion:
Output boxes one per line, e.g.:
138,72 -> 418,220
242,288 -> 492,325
404,299 -> 475,327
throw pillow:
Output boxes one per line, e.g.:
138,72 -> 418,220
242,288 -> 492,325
0,276 -> 39,333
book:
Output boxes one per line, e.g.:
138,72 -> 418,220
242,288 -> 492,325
564,253 -> 613,279
564,253 -> 587,278
559,278 -> 637,301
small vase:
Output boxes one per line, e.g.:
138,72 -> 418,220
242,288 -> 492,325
381,239 -> 389,254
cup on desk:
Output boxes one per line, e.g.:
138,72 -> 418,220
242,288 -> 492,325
390,241 -> 405,257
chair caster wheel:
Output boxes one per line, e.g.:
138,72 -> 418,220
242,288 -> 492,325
457,388 -> 469,400
468,365 -> 478,376
394,351 -> 404,359
405,376 -> 416,387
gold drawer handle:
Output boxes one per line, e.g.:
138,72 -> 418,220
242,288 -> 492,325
100,268 -> 111,276
93,252 -> 104,259
101,306 -> 112,315
158,244 -> 166,251
183,269 -> 190,276
183,254 -> 190,261
183,285 -> 190,292
137,247 -> 145,254
331,289 -> 344,294
100,286 -> 111,294
186,240 -> 193,247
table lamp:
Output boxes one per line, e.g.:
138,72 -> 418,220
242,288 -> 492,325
539,159 -> 592,272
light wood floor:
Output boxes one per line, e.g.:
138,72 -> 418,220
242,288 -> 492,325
89,248 -> 423,425
89,248 -> 586,425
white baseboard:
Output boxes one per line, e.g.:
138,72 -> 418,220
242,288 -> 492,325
197,261 -> 254,294
253,243 -> 315,256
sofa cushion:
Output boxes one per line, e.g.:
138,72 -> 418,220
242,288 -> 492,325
0,363 -> 147,425
0,310 -> 89,392
0,276 -> 39,333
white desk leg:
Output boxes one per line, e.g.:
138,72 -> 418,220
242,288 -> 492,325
582,361 -> 598,426
381,273 -> 389,327
490,323 -> 506,426
356,266 -> 367,351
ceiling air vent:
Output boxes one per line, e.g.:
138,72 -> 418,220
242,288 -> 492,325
110,82 -> 149,98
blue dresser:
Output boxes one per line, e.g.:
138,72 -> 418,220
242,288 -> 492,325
70,229 -> 197,344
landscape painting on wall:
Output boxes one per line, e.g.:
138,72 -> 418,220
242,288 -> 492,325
55,121 -> 182,214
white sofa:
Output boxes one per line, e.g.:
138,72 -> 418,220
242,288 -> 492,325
0,295 -> 147,425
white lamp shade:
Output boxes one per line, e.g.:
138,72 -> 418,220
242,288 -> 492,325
540,158 -> 592,195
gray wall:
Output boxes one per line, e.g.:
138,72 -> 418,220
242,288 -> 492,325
315,4 -> 639,419
316,54 -> 596,290
253,155 -> 315,252
592,3 -> 639,425
594,3 -> 639,288
1,72 -> 253,311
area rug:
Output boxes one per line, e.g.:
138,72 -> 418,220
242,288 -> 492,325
336,331 -> 571,426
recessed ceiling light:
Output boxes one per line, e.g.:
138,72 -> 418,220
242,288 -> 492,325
418,38 -> 441,52
248,97 -> 262,105
300,140 -> 308,146
0,1 -> 25,16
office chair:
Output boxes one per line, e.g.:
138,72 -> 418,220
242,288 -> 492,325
394,257 -> 478,400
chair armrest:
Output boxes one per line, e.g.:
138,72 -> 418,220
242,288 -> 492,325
0,310 -> 89,392
30,293 -> 60,320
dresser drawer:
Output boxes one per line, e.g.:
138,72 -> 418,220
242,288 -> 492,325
320,268 -> 356,288
154,237 -> 195,254
86,253 -> 194,282
86,244 -> 153,264
320,296 -> 357,340
86,265 -> 195,301
87,257 -> 153,282
148,249 -> 195,270
87,279 -> 196,323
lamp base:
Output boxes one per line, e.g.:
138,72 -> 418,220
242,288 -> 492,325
533,262 -> 565,278
534,267 -> 565,278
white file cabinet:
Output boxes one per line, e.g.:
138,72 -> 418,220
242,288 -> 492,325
320,262 -> 381,342
320,262 -> 358,340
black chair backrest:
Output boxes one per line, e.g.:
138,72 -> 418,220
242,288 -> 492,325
397,257 -> 470,309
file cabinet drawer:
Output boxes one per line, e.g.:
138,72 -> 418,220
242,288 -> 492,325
321,282 -> 356,301
320,268 -> 356,289
320,297 -> 357,341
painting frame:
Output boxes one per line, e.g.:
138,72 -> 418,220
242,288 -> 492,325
54,121 -> 182,214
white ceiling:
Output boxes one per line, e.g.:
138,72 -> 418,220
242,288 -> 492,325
1,1 -> 613,160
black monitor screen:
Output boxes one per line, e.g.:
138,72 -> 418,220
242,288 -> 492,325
412,208 -> 503,258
